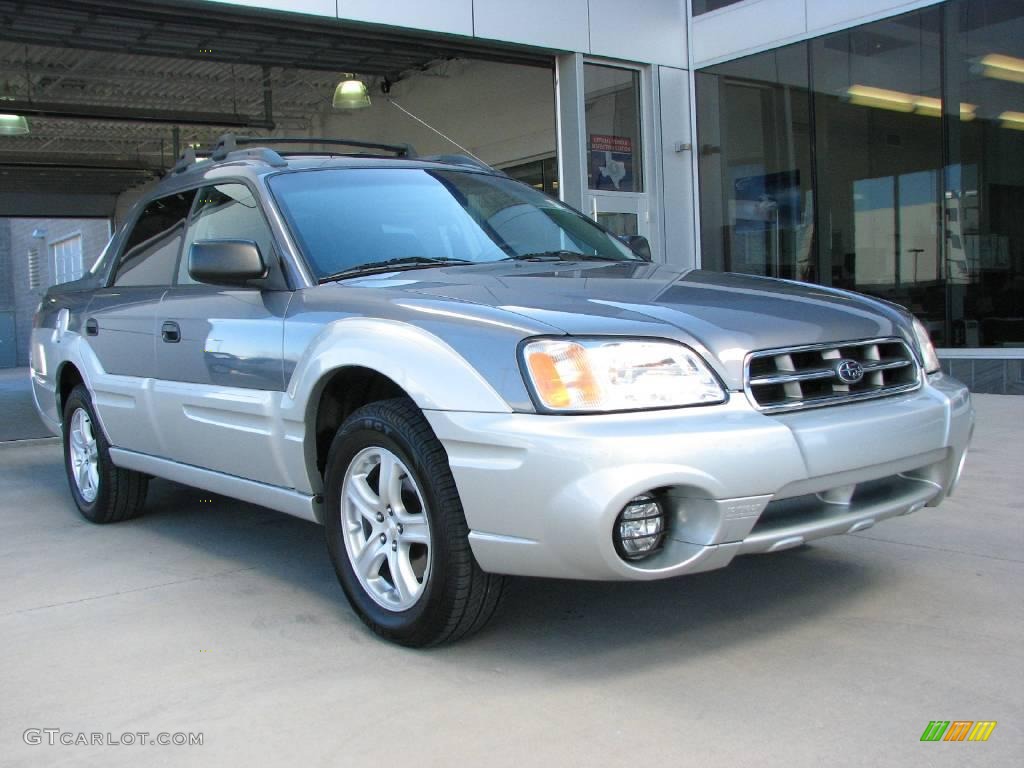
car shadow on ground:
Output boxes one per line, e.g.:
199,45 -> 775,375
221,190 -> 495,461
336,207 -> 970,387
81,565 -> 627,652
128,476 -> 880,672
0,369 -> 53,441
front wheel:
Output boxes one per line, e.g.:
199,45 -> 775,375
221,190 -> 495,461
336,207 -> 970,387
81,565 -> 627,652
62,385 -> 148,523
324,398 -> 505,646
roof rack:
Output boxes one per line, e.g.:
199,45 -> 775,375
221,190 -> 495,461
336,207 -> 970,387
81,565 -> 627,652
210,134 -> 416,161
170,147 -> 198,175
166,136 -> 499,179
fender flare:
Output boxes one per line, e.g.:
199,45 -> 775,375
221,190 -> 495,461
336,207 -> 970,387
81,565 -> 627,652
280,317 -> 515,494
285,317 -> 514,415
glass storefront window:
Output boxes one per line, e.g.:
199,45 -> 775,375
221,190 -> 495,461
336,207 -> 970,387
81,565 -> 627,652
945,0 -> 1024,348
811,8 -> 945,339
696,44 -> 813,279
696,1 -> 1024,348
584,64 -> 643,193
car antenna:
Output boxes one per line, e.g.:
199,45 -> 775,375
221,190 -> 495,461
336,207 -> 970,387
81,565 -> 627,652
381,77 -> 487,165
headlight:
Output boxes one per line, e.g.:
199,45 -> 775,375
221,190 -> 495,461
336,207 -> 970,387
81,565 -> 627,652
911,317 -> 941,374
520,337 -> 726,412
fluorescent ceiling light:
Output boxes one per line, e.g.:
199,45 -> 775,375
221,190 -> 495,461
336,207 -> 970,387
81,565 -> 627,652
999,111 -> 1024,131
847,85 -> 975,121
981,53 -> 1024,84
913,95 -> 942,118
914,97 -> 976,121
847,85 -> 914,112
0,113 -> 29,135
332,77 -> 371,110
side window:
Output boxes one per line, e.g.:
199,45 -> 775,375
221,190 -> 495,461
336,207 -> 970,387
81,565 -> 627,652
114,190 -> 196,287
179,183 -> 275,286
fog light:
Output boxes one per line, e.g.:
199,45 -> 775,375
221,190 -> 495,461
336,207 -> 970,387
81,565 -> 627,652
614,494 -> 666,561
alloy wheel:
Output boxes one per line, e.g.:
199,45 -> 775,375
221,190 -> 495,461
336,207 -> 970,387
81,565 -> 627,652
69,407 -> 100,503
340,446 -> 432,611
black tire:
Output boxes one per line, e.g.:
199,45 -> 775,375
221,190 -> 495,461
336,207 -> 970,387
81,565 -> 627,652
324,398 -> 505,647
62,384 -> 148,524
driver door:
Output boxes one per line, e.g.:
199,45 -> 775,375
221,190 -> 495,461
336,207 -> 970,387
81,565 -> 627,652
153,181 -> 292,485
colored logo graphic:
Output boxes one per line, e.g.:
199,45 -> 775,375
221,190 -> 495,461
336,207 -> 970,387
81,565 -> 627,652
920,721 -> 997,742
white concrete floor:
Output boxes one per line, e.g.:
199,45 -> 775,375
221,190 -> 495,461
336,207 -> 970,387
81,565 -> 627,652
0,395 -> 1021,767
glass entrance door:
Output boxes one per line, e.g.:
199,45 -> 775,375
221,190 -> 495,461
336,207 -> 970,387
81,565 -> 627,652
587,193 -> 650,239
584,63 -> 651,243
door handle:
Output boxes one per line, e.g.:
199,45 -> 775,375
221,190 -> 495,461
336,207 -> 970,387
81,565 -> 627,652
85,318 -> 98,336
161,321 -> 181,343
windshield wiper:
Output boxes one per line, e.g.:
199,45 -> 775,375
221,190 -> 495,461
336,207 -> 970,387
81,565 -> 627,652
501,250 -> 626,263
318,256 -> 473,283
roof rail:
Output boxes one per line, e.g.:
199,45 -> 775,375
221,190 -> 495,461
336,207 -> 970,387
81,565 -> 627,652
167,143 -> 287,177
211,134 -> 416,161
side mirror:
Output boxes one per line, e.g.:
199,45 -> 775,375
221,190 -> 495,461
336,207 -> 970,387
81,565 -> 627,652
621,235 -> 652,262
189,240 -> 268,286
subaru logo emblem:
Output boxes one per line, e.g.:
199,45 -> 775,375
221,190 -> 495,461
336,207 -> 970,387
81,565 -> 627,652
835,359 -> 865,384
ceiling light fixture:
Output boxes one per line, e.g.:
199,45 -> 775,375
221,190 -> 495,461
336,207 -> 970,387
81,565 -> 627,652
0,112 -> 29,135
0,79 -> 28,135
980,53 -> 1024,84
332,76 -> 371,110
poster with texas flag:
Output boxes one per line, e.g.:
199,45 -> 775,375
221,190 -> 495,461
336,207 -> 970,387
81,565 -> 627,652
589,134 -> 637,192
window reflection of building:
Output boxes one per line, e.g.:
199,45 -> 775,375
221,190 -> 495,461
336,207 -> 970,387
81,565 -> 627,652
501,157 -> 559,197
697,0 -> 1024,350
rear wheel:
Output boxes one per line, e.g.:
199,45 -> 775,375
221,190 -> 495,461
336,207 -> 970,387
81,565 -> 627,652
324,398 -> 505,646
62,385 -> 148,523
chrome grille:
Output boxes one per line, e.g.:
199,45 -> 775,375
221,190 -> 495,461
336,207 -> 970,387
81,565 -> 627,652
745,338 -> 920,413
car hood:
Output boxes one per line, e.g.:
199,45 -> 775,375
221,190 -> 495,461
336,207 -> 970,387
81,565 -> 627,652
341,261 -> 916,390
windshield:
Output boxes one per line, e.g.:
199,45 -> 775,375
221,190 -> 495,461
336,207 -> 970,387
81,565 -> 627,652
268,167 -> 639,279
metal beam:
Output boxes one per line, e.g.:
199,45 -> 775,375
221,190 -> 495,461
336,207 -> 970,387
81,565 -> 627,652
0,99 -> 275,129
0,158 -> 164,171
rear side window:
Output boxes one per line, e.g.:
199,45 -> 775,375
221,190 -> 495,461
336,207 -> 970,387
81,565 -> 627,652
114,190 -> 197,287
178,183 -> 275,285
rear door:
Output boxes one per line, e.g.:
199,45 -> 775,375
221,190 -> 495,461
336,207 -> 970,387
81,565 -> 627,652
153,181 -> 292,484
85,189 -> 195,455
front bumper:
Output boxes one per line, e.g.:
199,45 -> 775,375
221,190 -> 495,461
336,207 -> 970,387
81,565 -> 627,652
425,373 -> 973,581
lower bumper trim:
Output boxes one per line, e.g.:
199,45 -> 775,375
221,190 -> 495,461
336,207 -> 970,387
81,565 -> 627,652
738,473 -> 940,555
